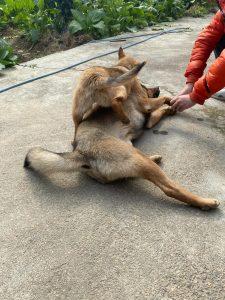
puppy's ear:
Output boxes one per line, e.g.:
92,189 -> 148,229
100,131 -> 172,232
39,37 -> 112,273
118,47 -> 126,59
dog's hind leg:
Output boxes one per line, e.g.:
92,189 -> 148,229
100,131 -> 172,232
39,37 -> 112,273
146,104 -> 174,129
24,145 -> 220,210
87,138 -> 220,209
131,152 -> 220,209
105,146 -> 219,210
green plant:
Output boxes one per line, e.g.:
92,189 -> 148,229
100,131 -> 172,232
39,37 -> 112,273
183,0 -> 212,8
186,4 -> 208,17
151,0 -> 185,22
69,0 -> 187,38
45,0 -> 73,19
0,0 -> 59,43
183,0 -> 215,17
0,0 -> 213,57
20,9 -> 55,43
69,8 -> 106,37
0,38 -> 17,70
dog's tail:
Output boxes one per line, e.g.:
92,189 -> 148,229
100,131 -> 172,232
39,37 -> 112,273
101,61 -> 146,88
24,147 -> 87,174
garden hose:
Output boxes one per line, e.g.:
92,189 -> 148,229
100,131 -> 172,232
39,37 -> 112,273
0,27 -> 190,94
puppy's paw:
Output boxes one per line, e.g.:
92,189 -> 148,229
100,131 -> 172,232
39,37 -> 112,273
163,97 -> 172,106
200,199 -> 220,211
162,104 -> 176,116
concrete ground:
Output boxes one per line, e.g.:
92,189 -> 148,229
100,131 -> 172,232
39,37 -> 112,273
1,15 -> 225,300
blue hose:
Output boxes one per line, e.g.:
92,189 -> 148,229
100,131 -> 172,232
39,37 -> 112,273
0,28 -> 189,94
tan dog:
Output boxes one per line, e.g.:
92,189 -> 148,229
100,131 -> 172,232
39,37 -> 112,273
72,48 -> 171,145
72,55 -> 145,143
24,84 -> 220,210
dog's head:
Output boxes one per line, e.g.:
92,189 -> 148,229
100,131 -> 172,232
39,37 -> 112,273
117,47 -> 160,98
117,47 -> 141,70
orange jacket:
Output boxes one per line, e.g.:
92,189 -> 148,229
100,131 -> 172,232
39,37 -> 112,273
185,10 -> 225,104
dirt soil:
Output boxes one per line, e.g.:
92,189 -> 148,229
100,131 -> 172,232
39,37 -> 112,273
1,27 -> 91,63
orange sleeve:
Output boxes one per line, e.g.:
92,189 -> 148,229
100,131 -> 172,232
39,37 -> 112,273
190,49 -> 225,104
185,11 -> 225,84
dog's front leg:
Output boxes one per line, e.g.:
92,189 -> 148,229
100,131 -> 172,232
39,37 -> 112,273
111,98 -> 130,124
146,104 -> 175,129
83,103 -> 100,120
110,86 -> 130,124
140,96 -> 172,113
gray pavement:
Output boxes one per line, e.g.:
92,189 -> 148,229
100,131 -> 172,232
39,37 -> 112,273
1,15 -> 225,300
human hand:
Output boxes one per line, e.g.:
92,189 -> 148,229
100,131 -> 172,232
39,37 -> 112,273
171,94 -> 196,112
177,83 -> 194,97
171,83 -> 194,105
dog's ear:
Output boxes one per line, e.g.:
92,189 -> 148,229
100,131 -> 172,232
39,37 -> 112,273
118,47 -> 126,59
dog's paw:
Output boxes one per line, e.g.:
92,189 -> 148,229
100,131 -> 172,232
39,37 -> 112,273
163,97 -> 172,106
200,199 -> 220,210
161,104 -> 176,116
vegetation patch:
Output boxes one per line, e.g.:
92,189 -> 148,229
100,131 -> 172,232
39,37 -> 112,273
0,0 -> 214,68
0,37 -> 18,69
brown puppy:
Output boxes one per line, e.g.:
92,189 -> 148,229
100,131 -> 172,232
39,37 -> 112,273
117,47 -> 171,117
72,55 -> 146,143
72,48 -> 170,146
24,104 -> 220,210
24,49 -> 220,210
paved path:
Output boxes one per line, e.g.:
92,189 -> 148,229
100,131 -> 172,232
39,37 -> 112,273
1,15 -> 225,300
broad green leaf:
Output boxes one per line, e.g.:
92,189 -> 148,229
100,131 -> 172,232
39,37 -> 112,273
111,23 -> 121,32
126,26 -> 138,33
0,49 -> 9,59
0,63 -> 5,70
29,29 -> 40,43
10,54 -> 18,62
88,9 -> 104,23
69,20 -> 83,34
93,20 -> 105,30
37,0 -> 44,10
71,9 -> 85,24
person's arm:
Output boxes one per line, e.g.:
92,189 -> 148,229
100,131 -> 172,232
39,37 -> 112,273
171,11 -> 225,111
190,49 -> 225,104
185,11 -> 225,84
171,49 -> 225,111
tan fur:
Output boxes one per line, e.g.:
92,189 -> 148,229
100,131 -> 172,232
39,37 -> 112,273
72,48 -> 171,145
72,56 -> 145,142
25,92 -> 220,210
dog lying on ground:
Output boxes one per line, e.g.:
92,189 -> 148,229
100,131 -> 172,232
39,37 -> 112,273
24,57 -> 220,210
72,48 -> 170,145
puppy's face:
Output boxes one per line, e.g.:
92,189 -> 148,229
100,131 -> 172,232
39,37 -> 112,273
117,47 -> 141,70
